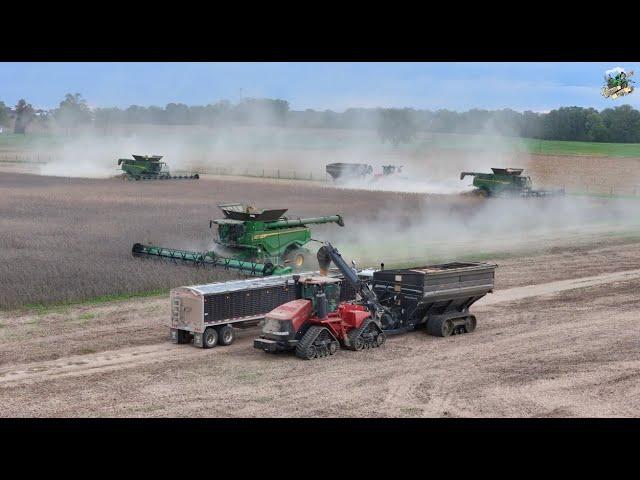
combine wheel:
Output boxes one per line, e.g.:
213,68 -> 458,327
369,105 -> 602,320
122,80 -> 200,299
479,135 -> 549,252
217,325 -> 235,346
193,174 -> 200,179
284,247 -> 306,268
203,327 -> 218,348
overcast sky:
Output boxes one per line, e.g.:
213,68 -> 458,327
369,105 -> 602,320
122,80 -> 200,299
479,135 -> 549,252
1,62 -> 638,112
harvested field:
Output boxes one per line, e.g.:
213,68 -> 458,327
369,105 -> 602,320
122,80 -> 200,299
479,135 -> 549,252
1,241 -> 639,417
1,172 -> 639,308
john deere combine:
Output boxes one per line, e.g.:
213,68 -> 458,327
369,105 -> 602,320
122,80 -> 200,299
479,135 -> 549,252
460,168 -> 564,198
117,154 -> 199,180
132,203 -> 345,276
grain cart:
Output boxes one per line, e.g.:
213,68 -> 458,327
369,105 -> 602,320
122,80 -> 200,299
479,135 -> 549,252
254,242 -> 496,359
460,168 -> 564,197
117,154 -> 199,180
132,204 -> 344,272
169,269 -> 365,348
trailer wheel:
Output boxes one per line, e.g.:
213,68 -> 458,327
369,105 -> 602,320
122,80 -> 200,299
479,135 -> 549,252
464,316 -> 477,333
203,327 -> 218,348
429,317 -> 454,337
217,325 -> 235,346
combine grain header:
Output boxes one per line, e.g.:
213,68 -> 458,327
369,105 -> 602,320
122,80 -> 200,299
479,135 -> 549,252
117,154 -> 199,180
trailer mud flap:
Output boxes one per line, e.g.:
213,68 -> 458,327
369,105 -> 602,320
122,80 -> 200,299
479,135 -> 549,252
193,332 -> 204,348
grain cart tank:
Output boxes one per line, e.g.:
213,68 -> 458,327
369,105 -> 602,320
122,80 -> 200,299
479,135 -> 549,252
117,154 -> 199,180
460,168 -> 563,197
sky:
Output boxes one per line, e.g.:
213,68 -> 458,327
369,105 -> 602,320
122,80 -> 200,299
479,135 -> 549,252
1,62 -> 638,112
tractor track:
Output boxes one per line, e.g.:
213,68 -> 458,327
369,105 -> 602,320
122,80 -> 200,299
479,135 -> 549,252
1,267 -> 639,388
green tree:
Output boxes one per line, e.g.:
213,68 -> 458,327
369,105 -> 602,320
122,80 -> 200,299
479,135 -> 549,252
14,99 -> 35,134
0,101 -> 10,127
55,93 -> 92,133
377,108 -> 418,147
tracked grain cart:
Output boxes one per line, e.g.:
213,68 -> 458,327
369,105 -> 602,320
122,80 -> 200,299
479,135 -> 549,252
460,168 -> 564,197
254,242 -> 496,359
131,204 -> 344,273
117,154 -> 199,180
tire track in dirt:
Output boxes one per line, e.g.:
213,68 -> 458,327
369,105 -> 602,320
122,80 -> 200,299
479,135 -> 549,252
2,268 -> 640,387
478,268 -> 640,306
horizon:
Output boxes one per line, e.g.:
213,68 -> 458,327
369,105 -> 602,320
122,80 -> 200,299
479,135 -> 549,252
1,62 -> 639,113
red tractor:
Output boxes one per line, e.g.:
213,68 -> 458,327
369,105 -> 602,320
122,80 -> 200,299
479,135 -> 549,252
254,244 -> 387,359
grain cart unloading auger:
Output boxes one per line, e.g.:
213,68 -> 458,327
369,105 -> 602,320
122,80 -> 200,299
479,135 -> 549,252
253,242 -> 496,359
117,154 -> 199,180
132,203 -> 345,276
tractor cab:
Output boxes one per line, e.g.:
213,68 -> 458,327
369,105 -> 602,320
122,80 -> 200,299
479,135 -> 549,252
261,276 -> 341,343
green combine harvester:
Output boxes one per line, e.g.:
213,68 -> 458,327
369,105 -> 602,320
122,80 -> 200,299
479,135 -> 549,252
460,168 -> 564,198
117,154 -> 199,180
132,203 -> 345,276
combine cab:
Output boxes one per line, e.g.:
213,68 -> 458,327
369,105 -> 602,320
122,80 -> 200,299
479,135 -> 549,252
117,154 -> 199,180
460,168 -> 564,198
602,69 -> 635,99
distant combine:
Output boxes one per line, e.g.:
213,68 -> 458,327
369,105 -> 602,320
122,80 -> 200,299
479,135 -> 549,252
117,154 -> 199,181
460,168 -> 564,198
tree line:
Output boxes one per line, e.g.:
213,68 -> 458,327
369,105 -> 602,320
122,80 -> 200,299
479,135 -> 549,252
2,94 -> 640,144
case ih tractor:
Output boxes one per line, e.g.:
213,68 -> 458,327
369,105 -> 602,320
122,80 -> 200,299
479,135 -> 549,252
253,242 -> 387,359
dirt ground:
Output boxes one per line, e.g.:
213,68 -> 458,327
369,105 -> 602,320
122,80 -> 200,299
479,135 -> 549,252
1,240 -> 639,417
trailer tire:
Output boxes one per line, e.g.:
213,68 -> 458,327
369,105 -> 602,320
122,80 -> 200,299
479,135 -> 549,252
429,317 -> 454,337
203,327 -> 218,348
217,325 -> 235,346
